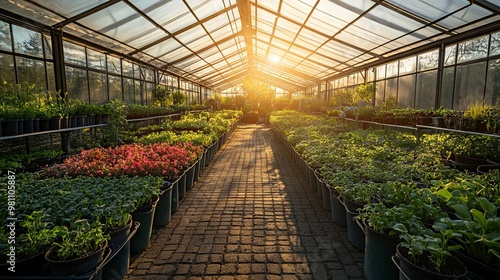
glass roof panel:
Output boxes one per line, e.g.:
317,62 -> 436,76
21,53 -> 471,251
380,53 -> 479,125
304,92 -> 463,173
316,40 -> 363,62
273,19 -> 302,42
269,38 -> 291,51
386,0 -> 470,22
160,47 -> 192,62
295,28 -> 329,50
31,0 -> 107,18
77,2 -> 159,46
220,41 -> 243,56
188,0 -> 226,20
280,0 -> 313,21
143,38 -> 183,58
203,52 -> 224,64
308,1 -> 358,35
204,14 -> 237,41
175,25 -> 207,46
135,0 -> 197,33
257,0 -> 280,13
436,3 -> 494,29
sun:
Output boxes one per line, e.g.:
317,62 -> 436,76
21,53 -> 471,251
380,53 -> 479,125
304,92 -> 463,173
269,55 -> 280,63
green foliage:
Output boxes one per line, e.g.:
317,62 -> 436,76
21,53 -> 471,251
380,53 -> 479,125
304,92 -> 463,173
48,220 -> 108,261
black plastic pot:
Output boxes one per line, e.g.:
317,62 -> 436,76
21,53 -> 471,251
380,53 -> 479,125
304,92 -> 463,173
48,117 -> 61,130
17,118 -> 24,134
103,221 -> 139,280
153,181 -> 173,227
70,116 -> 78,128
45,240 -> 108,276
33,118 -> 40,132
343,198 -> 365,250
453,250 -> 500,280
0,248 -> 48,276
131,195 -> 159,254
39,118 -> 50,131
329,187 -> 347,227
185,162 -> 196,190
393,244 -> 467,280
23,118 -> 34,133
2,119 -> 19,136
362,220 -> 400,280
171,178 -> 179,213
77,115 -> 87,127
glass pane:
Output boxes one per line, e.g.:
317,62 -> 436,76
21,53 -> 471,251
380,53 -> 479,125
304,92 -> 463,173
89,71 -> 108,104
485,59 -> 500,106
416,70 -> 437,109
133,64 -> 141,79
386,61 -> 399,78
437,4 -> 493,29
66,66 -> 88,102
399,57 -> 416,74
144,82 -> 154,105
375,80 -> 386,106
13,25 -> 43,58
490,31 -> 500,56
135,80 -> 141,105
457,35 -> 489,63
31,0 -> 108,18
46,62 -> 56,93
43,34 -> 53,59
0,53 -> 15,84
122,60 -> 133,77
189,0 -> 225,20
444,45 -> 456,66
142,68 -> 154,82
123,78 -> 135,104
109,75 -> 122,100
107,55 -> 121,74
398,74 -> 416,108
418,50 -> 439,71
386,78 -> 398,100
87,49 -> 106,71
16,57 -> 46,88
63,41 -> 86,67
0,20 -> 12,52
376,65 -> 386,80
441,67 -> 455,108
453,62 -> 487,110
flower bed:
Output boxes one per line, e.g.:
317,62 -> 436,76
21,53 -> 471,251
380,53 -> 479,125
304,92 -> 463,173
44,142 -> 203,178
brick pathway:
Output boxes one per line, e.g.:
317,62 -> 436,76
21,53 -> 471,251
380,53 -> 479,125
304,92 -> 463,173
125,124 -> 365,280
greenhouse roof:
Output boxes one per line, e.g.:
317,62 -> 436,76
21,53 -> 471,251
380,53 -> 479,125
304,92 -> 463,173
2,0 -> 500,91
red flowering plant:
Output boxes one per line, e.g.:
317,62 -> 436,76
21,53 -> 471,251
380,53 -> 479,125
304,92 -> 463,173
43,142 -> 203,179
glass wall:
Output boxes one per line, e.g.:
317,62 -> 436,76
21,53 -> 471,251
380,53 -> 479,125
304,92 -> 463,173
328,31 -> 500,110
0,19 -> 211,106
0,20 -> 54,91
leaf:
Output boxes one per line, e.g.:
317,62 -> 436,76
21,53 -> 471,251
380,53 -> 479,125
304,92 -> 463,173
477,197 -> 497,214
470,209 -> 487,227
452,204 -> 471,220
392,223 -> 408,233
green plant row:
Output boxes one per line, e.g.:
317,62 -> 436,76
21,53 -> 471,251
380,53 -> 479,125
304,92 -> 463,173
270,110 -> 500,272
132,110 -> 242,146
0,174 -> 163,262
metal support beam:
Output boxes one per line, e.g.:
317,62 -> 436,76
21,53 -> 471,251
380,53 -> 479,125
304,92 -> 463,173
50,29 -> 67,97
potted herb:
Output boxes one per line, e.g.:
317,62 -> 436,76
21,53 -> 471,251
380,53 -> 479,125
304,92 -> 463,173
45,220 -> 108,276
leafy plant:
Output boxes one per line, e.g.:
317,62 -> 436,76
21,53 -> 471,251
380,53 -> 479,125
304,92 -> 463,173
48,220 -> 108,261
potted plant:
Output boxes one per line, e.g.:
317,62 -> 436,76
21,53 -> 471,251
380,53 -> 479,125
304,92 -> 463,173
393,220 -> 467,280
448,198 -> 500,279
463,102 -> 490,132
0,211 -> 58,276
45,219 -> 108,276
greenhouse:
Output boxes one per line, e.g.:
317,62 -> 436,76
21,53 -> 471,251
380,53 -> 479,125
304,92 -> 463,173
1,0 -> 500,279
